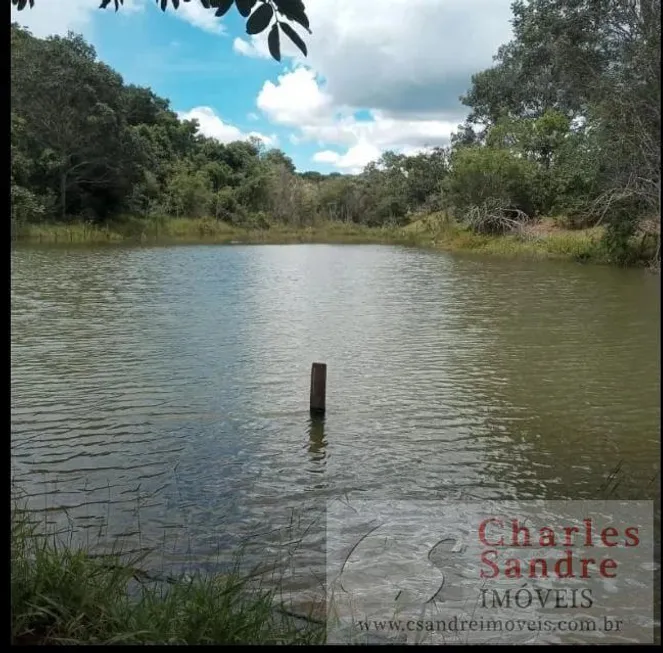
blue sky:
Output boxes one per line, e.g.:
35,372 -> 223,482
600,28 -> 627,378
11,0 -> 514,173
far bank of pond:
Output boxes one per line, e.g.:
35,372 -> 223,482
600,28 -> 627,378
13,214 -> 652,267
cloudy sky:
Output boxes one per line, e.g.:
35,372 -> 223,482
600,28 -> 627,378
11,0 -> 514,173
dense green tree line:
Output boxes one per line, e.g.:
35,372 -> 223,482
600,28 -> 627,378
9,22 -> 447,230
10,0 -> 660,264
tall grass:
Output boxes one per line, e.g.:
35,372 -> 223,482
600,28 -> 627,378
11,507 -> 325,645
14,222 -> 125,244
443,229 -> 605,261
12,217 -> 412,246
402,212 -> 608,262
12,213 -> 635,265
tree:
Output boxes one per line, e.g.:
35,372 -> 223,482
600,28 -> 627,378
11,113 -> 46,225
163,161 -> 213,218
402,148 -> 448,208
11,28 -> 143,219
444,146 -> 539,218
458,0 -> 660,255
12,0 -> 311,62
10,2 -> 660,267
262,149 -> 296,174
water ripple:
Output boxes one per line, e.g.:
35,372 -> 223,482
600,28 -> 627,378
11,244 -> 660,597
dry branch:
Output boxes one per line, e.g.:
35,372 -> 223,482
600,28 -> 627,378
464,200 -> 532,235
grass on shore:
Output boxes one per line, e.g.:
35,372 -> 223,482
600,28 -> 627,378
402,213 -> 608,261
12,213 -> 647,265
11,509 -> 325,645
13,217 -> 413,246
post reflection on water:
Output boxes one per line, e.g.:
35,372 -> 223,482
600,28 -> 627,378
306,415 -> 327,482
307,416 -> 326,459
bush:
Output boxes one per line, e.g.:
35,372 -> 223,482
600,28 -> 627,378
11,183 -> 45,225
445,146 -> 539,218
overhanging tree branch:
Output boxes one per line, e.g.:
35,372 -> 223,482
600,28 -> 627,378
12,0 -> 312,62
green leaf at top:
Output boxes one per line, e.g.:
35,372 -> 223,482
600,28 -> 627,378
273,0 -> 304,15
268,23 -> 281,62
280,22 -> 307,57
246,4 -> 274,35
214,0 -> 234,17
236,0 -> 256,18
274,0 -> 310,33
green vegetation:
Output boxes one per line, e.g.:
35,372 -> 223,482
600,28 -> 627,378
11,508 -> 324,645
13,215 -> 616,264
10,1 -> 660,267
8,4 -> 660,642
13,218 -> 414,246
405,215 -> 609,261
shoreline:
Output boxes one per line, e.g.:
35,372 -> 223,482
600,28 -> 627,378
10,215 -> 655,267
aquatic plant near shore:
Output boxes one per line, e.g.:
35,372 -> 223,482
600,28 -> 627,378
11,506 -> 325,645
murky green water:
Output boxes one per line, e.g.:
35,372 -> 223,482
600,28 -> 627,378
11,244 -> 660,634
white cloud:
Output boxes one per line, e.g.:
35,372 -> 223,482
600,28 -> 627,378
302,109 -> 456,150
173,1 -> 225,34
313,142 -> 383,173
245,0 -> 513,171
233,37 -> 262,57
177,106 -> 277,147
312,150 -> 341,164
10,0 -> 224,38
257,67 -> 335,126
257,68 -> 456,171
10,0 -> 131,38
239,0 -> 513,119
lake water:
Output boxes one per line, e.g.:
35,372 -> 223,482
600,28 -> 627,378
11,244 -> 660,640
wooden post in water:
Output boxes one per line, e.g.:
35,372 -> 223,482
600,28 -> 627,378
310,362 -> 327,415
